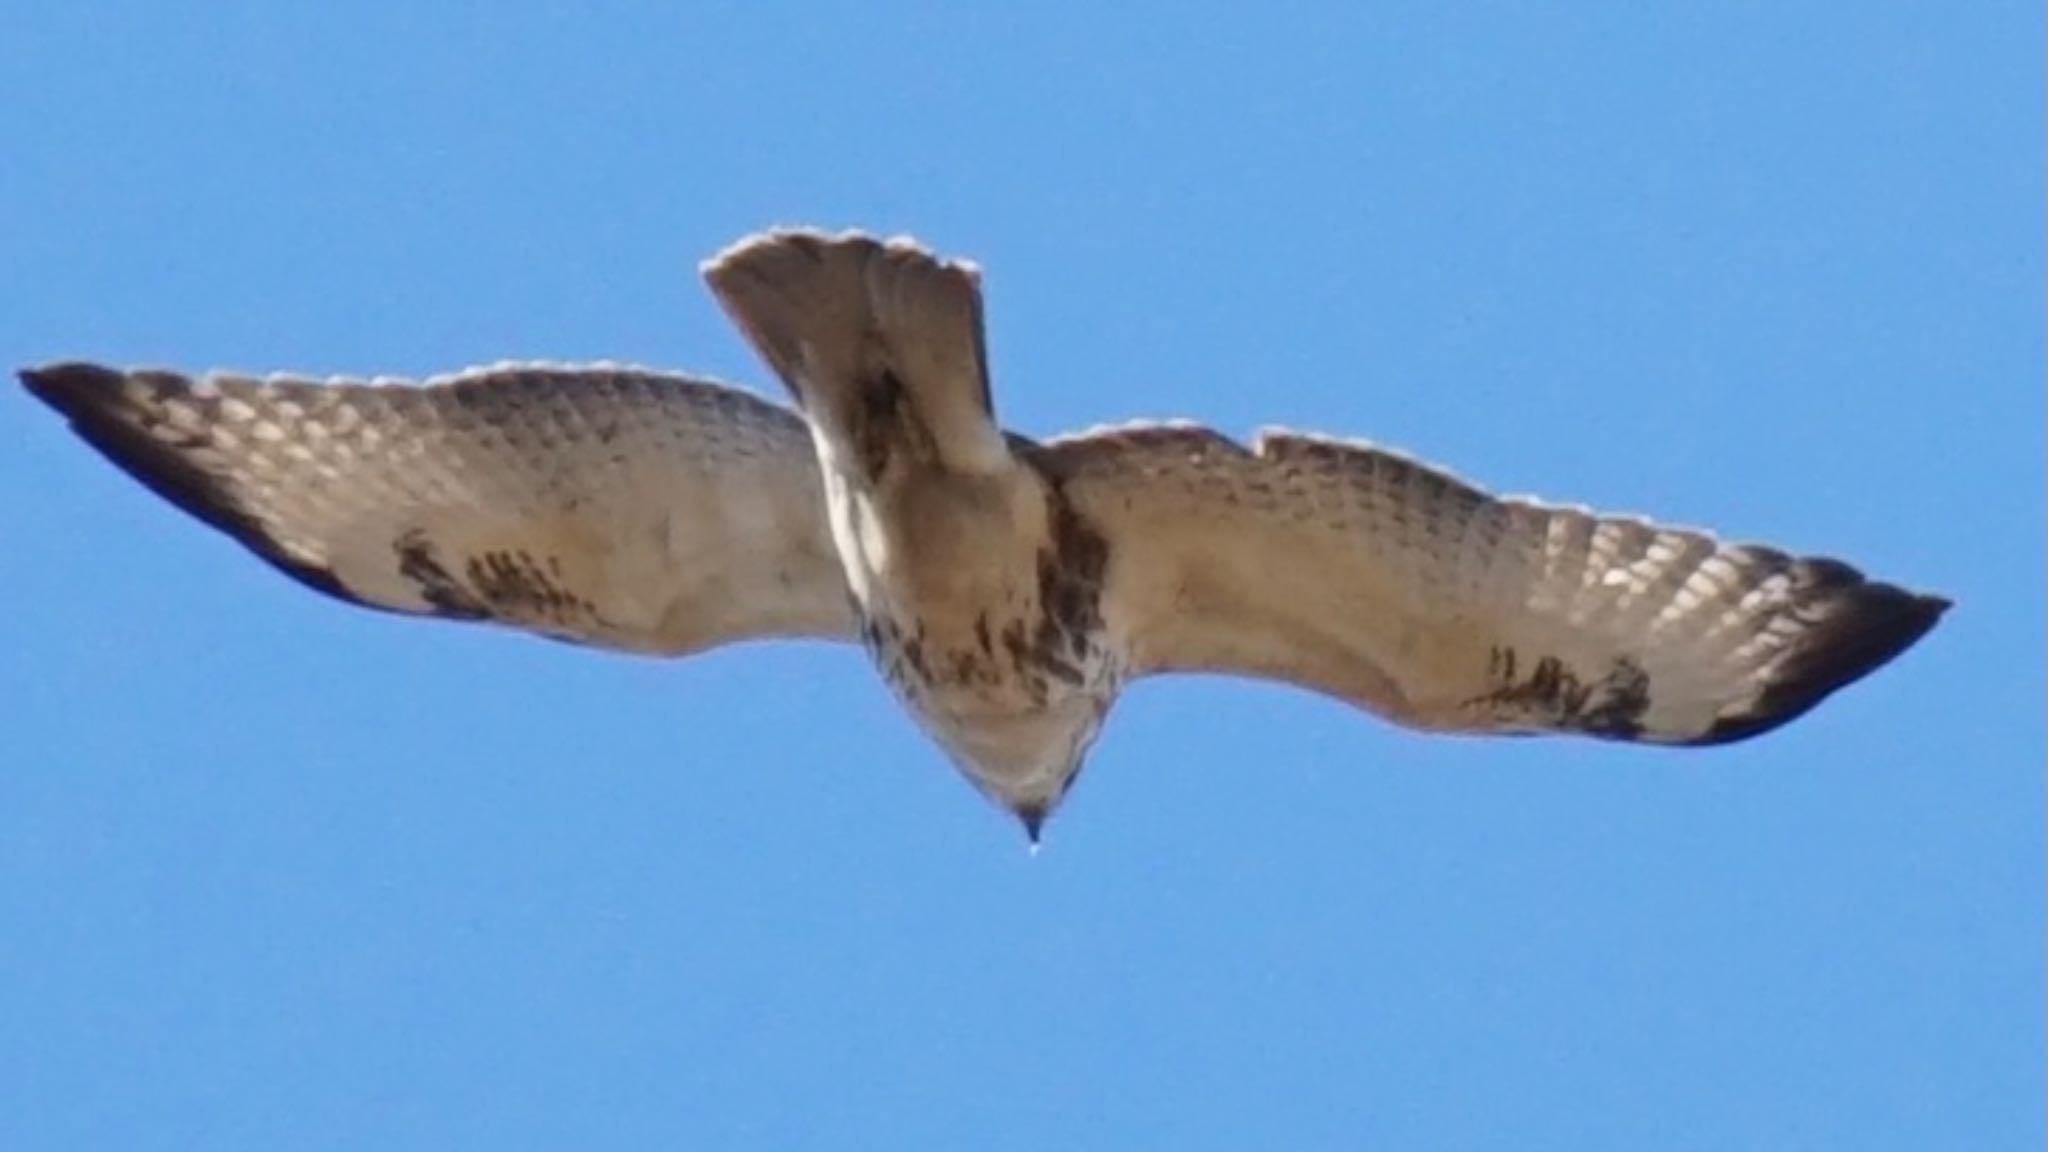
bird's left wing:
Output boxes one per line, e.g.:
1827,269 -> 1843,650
23,362 -> 856,654
1032,423 -> 1945,745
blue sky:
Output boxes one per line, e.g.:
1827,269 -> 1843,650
3,3 -> 2039,1148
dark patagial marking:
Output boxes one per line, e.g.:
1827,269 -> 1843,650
1575,660 -> 1652,736
1486,644 -> 1518,686
463,549 -> 595,623
394,529 -> 489,619
1475,648 -> 1652,739
1039,489 -> 1108,632
1016,486 -> 1112,694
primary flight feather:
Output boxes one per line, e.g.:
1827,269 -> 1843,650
22,228 -> 1948,839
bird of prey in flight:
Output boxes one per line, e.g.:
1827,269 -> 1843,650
21,228 -> 1948,840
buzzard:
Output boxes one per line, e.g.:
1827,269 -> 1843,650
21,229 -> 1947,839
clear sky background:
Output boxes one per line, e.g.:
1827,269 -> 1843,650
3,4 -> 2040,1148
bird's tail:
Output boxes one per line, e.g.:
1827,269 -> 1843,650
703,229 -> 1009,479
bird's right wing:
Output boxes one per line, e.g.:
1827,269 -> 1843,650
1034,423 -> 1945,745
23,361 -> 856,655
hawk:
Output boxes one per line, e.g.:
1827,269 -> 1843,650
22,228 -> 1947,840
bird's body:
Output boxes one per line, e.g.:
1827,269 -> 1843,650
21,228 -> 1949,840
703,233 -> 1124,827
841,459 -> 1122,830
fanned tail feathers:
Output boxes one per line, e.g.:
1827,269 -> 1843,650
702,228 -> 1007,477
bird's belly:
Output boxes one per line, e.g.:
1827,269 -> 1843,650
861,603 -> 1121,790
827,462 -> 1121,812
860,603 -> 1118,716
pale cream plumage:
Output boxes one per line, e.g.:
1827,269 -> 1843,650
25,363 -> 852,653
21,227 -> 1946,838
1031,423 -> 1925,744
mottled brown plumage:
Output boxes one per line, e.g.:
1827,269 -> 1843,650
20,228 -> 1948,840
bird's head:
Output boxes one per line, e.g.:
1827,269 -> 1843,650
933,695 -> 1109,848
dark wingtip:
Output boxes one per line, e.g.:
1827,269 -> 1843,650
21,361 -> 370,610
21,360 -> 129,412
1696,584 -> 1950,746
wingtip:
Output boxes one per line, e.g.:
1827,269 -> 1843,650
21,361 -> 372,611
19,361 -> 125,413
1697,582 -> 1951,746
